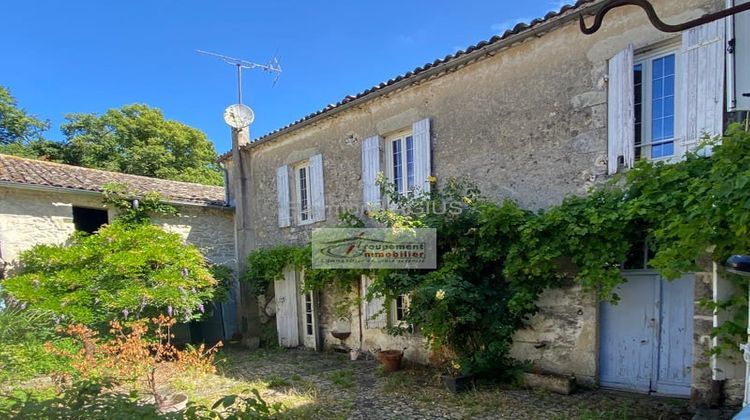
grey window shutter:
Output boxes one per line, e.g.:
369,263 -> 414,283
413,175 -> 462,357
276,165 -> 291,227
361,136 -> 381,210
607,44 -> 635,175
681,20 -> 725,156
361,276 -> 386,329
309,154 -> 326,222
412,118 -> 432,193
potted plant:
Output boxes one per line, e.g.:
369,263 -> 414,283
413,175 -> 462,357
376,349 -> 404,372
441,360 -> 474,393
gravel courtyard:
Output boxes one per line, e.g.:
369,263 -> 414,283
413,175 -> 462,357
177,348 -> 739,420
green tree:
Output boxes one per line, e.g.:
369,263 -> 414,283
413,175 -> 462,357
0,86 -> 49,145
1,185 -> 223,328
61,104 -> 223,185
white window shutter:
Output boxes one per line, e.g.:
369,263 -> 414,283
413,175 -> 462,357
309,154 -> 326,222
607,44 -> 635,175
362,136 -> 381,210
681,20 -> 725,156
276,165 -> 291,227
361,276 -> 386,329
412,118 -> 432,193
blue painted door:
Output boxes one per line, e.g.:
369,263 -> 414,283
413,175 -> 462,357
599,271 -> 693,397
600,272 -> 660,393
655,274 -> 694,396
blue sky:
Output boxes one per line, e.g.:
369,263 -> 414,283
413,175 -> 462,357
1,1 -> 572,154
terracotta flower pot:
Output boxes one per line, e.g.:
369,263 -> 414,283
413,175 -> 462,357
376,349 -> 403,372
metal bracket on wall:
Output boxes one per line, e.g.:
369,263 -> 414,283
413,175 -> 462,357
579,0 -> 750,34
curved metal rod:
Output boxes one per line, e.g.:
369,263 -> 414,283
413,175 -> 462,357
580,0 -> 750,34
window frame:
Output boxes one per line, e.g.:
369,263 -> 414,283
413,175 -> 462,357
390,293 -> 411,328
303,290 -> 315,336
384,129 -> 415,195
294,160 -> 313,225
633,41 -> 682,162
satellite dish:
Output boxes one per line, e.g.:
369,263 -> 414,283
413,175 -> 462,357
223,104 -> 255,129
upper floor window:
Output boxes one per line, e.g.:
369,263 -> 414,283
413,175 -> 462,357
295,161 -> 312,224
276,154 -> 325,228
634,47 -> 679,161
361,118 -> 431,208
606,22 -> 724,175
386,131 -> 415,194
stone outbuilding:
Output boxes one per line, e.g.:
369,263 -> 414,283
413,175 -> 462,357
222,0 -> 749,404
0,153 -> 238,342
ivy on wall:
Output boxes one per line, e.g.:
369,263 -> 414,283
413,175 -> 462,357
243,124 -> 750,375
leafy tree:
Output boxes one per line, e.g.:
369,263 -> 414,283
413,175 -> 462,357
60,104 -> 223,185
1,185 -> 223,329
0,86 -> 49,145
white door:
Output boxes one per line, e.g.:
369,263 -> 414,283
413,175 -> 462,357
600,271 -> 693,396
274,266 -> 299,348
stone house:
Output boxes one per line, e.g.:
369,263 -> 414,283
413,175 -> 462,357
223,0 -> 748,403
0,153 -> 238,342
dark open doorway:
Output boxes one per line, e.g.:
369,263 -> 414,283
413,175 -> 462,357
72,206 -> 108,234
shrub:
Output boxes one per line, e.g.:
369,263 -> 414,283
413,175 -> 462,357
2,221 -> 220,328
0,307 -> 79,384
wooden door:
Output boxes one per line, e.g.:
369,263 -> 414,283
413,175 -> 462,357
599,271 -> 694,397
274,266 -> 299,348
600,271 -> 660,393
655,274 -> 694,395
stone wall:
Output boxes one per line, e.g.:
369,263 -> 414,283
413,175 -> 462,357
0,186 -> 234,270
227,0 -> 730,397
0,187 -> 113,273
0,185 -> 238,340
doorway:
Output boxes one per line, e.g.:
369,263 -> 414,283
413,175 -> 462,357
599,271 -> 694,396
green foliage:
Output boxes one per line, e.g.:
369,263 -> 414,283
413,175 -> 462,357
242,245 -> 309,295
0,96 -> 223,186
2,183 -> 224,329
0,306 -> 57,343
3,221 -> 219,328
0,86 -> 49,145
0,307 -> 79,384
0,339 -> 79,384
59,104 -> 223,185
102,182 -> 178,225
0,380 -> 282,420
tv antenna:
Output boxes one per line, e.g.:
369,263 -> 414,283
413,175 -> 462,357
196,49 -> 282,106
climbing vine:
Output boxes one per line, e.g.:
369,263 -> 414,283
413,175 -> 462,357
243,124 -> 750,374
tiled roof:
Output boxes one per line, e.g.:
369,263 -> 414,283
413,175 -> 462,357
219,0 -> 597,160
0,154 -> 227,207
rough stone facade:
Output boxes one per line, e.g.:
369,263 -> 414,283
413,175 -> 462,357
0,187 -> 234,271
224,0 -> 741,403
0,188 -> 113,273
0,185 -> 237,341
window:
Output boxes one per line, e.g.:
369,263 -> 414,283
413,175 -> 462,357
394,294 -> 408,322
304,291 -> 314,336
295,161 -> 312,224
72,206 -> 108,234
622,222 -> 655,270
387,132 -> 415,194
634,48 -> 679,160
